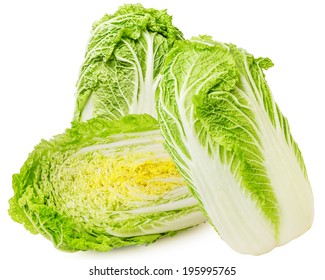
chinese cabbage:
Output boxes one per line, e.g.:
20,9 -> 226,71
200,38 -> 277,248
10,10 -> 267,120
156,36 -> 314,255
9,115 -> 206,251
74,4 -> 183,122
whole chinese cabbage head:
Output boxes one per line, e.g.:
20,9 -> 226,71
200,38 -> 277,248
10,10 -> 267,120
156,36 -> 314,255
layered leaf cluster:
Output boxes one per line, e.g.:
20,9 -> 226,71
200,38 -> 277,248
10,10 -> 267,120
9,115 -> 204,251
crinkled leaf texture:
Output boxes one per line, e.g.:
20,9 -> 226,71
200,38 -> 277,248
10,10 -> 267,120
9,114 -> 206,252
156,36 -> 314,255
74,4 -> 183,122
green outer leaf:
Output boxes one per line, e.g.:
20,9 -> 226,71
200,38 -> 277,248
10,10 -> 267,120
74,4 -> 183,122
8,114 -> 206,252
228,45 -> 308,178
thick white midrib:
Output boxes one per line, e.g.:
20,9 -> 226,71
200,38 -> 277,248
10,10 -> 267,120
240,74 -> 314,245
181,118 -> 276,254
162,185 -> 192,198
138,31 -> 157,118
259,116 -> 313,245
127,197 -> 199,214
106,211 -> 206,237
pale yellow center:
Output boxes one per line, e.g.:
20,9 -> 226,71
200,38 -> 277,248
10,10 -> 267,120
54,151 -> 185,221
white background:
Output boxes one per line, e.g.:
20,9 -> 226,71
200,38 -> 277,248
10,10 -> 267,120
1,0 -> 324,279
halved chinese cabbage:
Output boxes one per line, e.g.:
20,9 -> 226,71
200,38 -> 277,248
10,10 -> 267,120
9,115 -> 206,251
